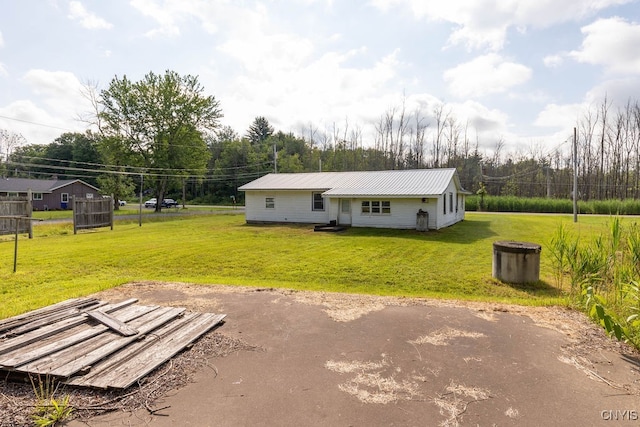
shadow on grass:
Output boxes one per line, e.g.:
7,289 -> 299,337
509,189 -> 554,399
340,219 -> 497,244
498,279 -> 564,299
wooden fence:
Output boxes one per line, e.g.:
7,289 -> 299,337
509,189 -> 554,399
0,195 -> 33,238
72,196 -> 114,234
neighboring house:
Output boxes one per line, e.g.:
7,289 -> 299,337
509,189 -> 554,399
0,178 -> 101,210
238,168 -> 471,230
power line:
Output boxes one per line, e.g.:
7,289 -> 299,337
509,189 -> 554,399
0,114 -> 80,132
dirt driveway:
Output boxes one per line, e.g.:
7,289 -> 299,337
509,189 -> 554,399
68,281 -> 640,427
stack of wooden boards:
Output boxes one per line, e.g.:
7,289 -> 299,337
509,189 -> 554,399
0,297 -> 226,389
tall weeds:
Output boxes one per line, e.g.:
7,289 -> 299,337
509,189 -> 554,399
549,218 -> 640,349
466,195 -> 640,214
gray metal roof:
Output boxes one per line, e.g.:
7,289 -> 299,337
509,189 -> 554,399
0,178 -> 100,193
238,169 -> 470,197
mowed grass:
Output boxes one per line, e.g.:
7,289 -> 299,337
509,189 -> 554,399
0,212 -> 622,318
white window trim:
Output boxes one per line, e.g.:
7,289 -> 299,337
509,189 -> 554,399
361,200 -> 391,215
265,197 -> 275,209
312,192 -> 324,211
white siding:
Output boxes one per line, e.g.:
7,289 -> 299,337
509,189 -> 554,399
243,176 -> 466,230
244,190 -> 330,223
434,180 -> 462,229
349,198 -> 437,229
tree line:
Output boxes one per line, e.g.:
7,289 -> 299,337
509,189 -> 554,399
1,70 -> 640,207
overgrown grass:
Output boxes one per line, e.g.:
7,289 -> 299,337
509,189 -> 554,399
467,195 -> 640,215
548,218 -> 640,348
1,212 -> 622,320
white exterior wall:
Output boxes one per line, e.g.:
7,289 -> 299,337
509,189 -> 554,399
348,198 -> 437,229
243,184 -> 465,230
244,190 -> 330,223
434,180 -> 465,229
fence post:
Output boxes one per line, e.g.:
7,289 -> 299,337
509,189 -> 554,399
72,195 -> 77,235
27,189 -> 33,239
110,194 -> 114,231
13,218 -> 19,273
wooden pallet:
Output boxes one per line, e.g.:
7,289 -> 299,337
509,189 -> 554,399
0,298 -> 226,389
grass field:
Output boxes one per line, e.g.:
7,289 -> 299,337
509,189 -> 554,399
0,211 -> 624,319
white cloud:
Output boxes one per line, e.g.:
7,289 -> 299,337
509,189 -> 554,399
570,17 -> 640,74
130,0 -> 180,38
20,70 -> 93,133
219,48 -> 403,136
371,0 -> 633,51
585,77 -> 640,106
0,100 -> 83,144
534,102 -> 583,129
218,33 -> 316,75
443,54 -> 532,98
68,1 -> 113,30
543,54 -> 564,68
22,70 -> 84,98
129,0 -> 267,38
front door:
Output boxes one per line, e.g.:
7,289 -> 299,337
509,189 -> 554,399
338,199 -> 351,225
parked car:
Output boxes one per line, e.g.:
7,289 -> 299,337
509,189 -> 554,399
119,200 -> 127,206
162,198 -> 179,208
144,198 -> 179,208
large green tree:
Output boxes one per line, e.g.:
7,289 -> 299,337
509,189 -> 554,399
98,70 -> 222,211
247,116 -> 274,145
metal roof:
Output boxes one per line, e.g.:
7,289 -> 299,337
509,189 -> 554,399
0,178 -> 100,193
238,169 -> 470,197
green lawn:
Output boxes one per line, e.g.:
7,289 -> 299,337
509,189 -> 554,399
0,212 -> 621,318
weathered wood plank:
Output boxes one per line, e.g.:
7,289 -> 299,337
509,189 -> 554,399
67,312 -> 226,389
0,299 -> 138,356
19,307 -> 186,377
0,298 -> 100,334
0,303 -> 156,368
86,310 -> 139,336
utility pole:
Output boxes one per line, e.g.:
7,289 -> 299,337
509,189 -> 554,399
546,164 -> 551,198
139,173 -> 143,227
573,127 -> 578,223
273,144 -> 277,174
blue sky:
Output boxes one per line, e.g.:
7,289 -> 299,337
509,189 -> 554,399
1,0 -> 639,159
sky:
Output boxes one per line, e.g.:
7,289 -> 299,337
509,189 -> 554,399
1,0 -> 639,160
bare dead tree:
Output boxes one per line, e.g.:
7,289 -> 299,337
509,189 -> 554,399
430,103 -> 450,168
413,108 -> 428,168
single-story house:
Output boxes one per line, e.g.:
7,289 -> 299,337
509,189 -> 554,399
0,178 -> 101,210
238,168 -> 471,230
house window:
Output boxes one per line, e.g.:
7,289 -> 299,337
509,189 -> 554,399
8,192 -> 19,197
61,193 -> 69,203
312,192 -> 324,211
86,193 -> 94,199
449,193 -> 453,213
443,194 -> 446,214
341,199 -> 351,213
265,197 -> 275,209
33,193 -> 43,200
361,200 -> 391,215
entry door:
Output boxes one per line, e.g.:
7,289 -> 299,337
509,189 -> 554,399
338,199 -> 351,225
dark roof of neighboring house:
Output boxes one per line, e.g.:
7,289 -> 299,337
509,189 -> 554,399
0,178 -> 100,194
